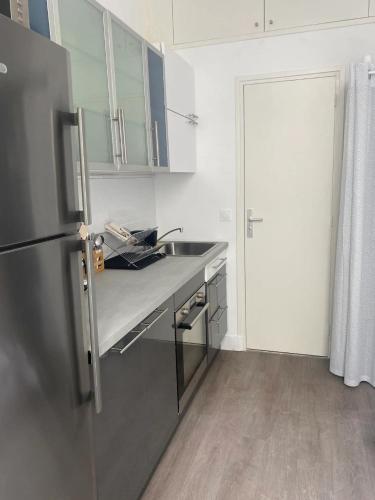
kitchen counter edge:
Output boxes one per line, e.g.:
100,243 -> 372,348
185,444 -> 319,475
95,242 -> 228,356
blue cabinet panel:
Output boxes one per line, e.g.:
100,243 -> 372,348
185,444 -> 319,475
29,0 -> 50,38
147,47 -> 169,167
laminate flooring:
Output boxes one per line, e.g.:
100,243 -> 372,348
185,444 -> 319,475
142,351 -> 375,500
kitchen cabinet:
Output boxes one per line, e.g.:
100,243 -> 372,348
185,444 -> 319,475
29,0 -> 50,38
57,0 -> 115,171
147,46 -> 169,168
207,265 -> 227,365
161,0 -> 375,47
167,110 -> 196,173
164,47 -> 197,173
94,297 -> 178,500
51,0 -> 200,174
110,16 -> 150,168
53,0 -> 154,173
172,0 -> 264,45
265,0 -> 369,31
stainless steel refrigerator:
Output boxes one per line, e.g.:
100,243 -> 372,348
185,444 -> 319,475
0,14 -> 100,500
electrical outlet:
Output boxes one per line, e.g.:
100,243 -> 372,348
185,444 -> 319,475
219,209 -> 233,222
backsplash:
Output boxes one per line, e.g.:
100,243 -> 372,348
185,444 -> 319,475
89,175 -> 157,234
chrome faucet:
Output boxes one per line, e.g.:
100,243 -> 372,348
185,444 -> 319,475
157,227 -> 183,242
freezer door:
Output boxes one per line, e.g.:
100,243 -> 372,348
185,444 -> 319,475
0,235 -> 95,500
0,14 -> 80,248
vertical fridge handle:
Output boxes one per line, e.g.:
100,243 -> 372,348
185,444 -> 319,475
85,237 -> 102,414
76,108 -> 92,225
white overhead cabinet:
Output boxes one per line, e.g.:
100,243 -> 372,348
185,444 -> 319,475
164,48 -> 197,173
167,0 -> 375,47
265,0 -> 369,31
172,0 -> 264,45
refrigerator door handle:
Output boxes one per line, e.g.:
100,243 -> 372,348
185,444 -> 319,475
84,237 -> 102,414
75,108 -> 92,225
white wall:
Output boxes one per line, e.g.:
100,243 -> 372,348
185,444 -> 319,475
154,24 -> 375,350
90,176 -> 156,234
96,0 -> 148,38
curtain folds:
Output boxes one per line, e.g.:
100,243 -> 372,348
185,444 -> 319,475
330,63 -> 375,387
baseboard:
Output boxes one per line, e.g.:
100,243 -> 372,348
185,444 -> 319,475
221,333 -> 246,351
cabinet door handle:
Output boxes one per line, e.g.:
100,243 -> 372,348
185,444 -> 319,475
216,306 -> 228,322
214,274 -> 227,288
153,120 -> 160,166
140,307 -> 168,330
111,307 -> 168,355
118,108 -> 128,165
210,306 -> 228,325
213,257 -> 227,269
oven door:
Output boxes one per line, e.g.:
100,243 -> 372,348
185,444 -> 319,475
176,296 -> 209,413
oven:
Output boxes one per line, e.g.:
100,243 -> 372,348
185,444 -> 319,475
175,284 -> 209,413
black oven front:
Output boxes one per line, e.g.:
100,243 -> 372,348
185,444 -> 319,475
175,284 -> 209,413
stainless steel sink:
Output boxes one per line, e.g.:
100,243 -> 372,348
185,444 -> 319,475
159,241 -> 216,257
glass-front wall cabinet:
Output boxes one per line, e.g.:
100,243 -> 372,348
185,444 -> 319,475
58,0 -> 115,171
111,18 -> 149,167
54,0 -> 158,173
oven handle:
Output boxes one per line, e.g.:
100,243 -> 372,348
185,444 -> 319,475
178,303 -> 210,331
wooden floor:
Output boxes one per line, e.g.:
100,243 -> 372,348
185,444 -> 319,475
142,351 -> 375,500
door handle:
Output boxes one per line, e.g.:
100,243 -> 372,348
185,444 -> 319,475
247,209 -> 264,238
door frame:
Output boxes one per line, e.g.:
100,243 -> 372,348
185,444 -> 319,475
235,67 -> 346,352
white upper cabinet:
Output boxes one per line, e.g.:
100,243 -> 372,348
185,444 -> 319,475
172,0 -> 264,45
164,47 -> 197,172
265,0 -> 369,31
370,0 -> 375,17
164,48 -> 194,118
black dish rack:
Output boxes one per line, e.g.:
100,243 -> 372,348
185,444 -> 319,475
103,228 -> 166,270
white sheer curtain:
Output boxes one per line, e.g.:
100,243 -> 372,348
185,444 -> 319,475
330,63 -> 375,387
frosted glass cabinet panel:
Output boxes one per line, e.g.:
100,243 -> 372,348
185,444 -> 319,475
58,0 -> 114,168
265,0 -> 369,31
111,18 -> 149,167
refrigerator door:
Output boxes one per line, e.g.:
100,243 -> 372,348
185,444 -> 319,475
0,235 -> 95,500
0,14 -> 80,248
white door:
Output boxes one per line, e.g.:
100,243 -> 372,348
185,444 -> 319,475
370,0 -> 375,17
265,0 -> 369,31
244,74 -> 338,356
172,0 -> 264,45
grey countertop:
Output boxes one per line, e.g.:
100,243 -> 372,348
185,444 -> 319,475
95,242 -> 228,356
